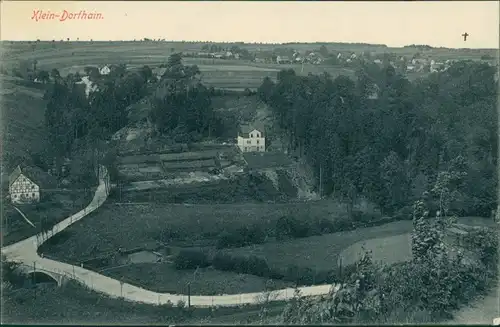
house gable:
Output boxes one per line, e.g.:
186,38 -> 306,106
238,124 -> 265,138
11,173 -> 38,188
9,165 -> 56,190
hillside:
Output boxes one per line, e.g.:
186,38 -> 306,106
0,75 -> 49,180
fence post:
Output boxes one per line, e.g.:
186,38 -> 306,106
33,261 -> 36,299
339,257 -> 343,279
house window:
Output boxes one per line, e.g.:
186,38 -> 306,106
247,140 -> 251,144
256,133 -> 260,137
32,193 -> 35,197
244,147 -> 248,151
257,140 -> 260,145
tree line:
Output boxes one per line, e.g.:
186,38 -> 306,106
258,60 -> 497,217
43,64 -> 152,185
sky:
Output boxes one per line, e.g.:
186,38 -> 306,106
1,1 -> 499,49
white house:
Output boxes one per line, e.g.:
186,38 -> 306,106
75,76 -> 99,98
373,59 -> 382,64
367,84 -> 380,100
430,62 -> 444,73
237,125 -> 266,153
276,56 -> 291,64
9,165 -> 56,204
99,65 -> 111,75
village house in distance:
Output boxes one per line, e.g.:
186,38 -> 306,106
9,165 -> 56,204
237,124 -> 266,152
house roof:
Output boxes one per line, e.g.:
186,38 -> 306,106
239,124 -> 265,137
9,165 -> 57,188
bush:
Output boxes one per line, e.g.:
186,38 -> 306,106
212,252 -> 270,277
157,226 -> 184,243
215,224 -> 267,249
352,211 -> 382,224
212,252 -> 235,271
216,231 -> 244,249
174,249 -> 210,270
316,218 -> 336,234
462,228 -> 498,268
275,215 -> 311,240
393,205 -> 413,221
177,299 -> 186,309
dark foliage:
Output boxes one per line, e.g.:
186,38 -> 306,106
174,249 -> 210,270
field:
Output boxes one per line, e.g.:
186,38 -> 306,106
1,42 -> 356,91
338,233 -> 413,267
101,263 -> 292,295
1,189 -> 95,246
39,200 -> 347,262
3,41 -> 495,95
222,220 -> 413,272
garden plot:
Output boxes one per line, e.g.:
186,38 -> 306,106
118,163 -> 165,180
159,149 -> 220,162
162,159 -> 217,171
124,172 -> 229,191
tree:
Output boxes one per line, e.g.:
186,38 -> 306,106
36,70 -> 50,83
257,76 -> 275,103
140,65 -> 153,81
319,45 -> 329,57
84,66 -> 100,79
50,68 -> 61,80
431,155 -> 467,217
151,53 -> 213,136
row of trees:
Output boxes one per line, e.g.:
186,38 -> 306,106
150,53 -> 232,140
43,64 -> 151,184
258,60 -> 497,217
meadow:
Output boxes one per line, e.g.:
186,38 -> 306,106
221,220 -> 413,272
0,75 -> 48,173
39,200 -> 347,262
2,279 -> 285,324
1,42 -> 357,91
101,263 -> 293,295
2,189 -> 96,246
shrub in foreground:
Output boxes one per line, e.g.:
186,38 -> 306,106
174,249 -> 210,270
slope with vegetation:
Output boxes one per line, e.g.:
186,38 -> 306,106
257,60 -> 497,220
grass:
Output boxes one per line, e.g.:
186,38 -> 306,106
2,189 -> 96,246
338,233 -> 413,267
40,200 -> 346,262
101,262 -> 293,295
0,75 -> 48,172
219,217 -> 497,274
2,279 -> 284,324
222,220 -> 413,272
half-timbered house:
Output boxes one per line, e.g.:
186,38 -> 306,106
9,165 -> 56,204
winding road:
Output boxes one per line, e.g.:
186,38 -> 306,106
2,166 -> 337,307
